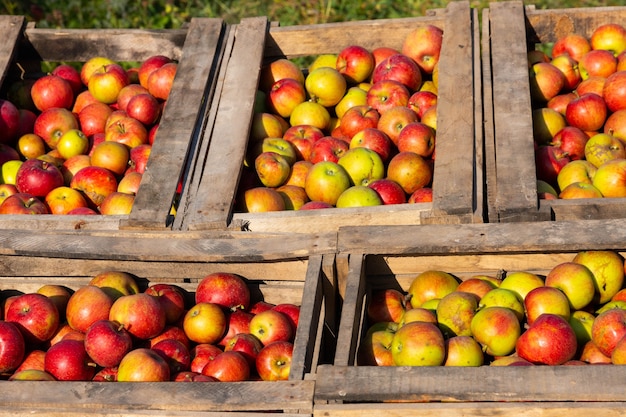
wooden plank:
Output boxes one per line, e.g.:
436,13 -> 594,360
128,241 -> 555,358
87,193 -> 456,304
0,15 -> 25,88
185,17 -> 269,231
0,409 -> 309,417
124,18 -> 226,229
488,1 -> 544,222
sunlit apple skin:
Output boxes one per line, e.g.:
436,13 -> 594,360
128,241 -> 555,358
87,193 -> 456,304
147,61 -> 178,100
532,107 -> 567,146
372,53 -> 422,92
304,161 -> 351,206
436,291 -> 478,338
195,272 -> 250,311
377,105 -> 419,145
109,293 -> 166,340
0,192 -> 49,214
470,306 -> 521,357
573,250 -> 625,304
552,33 -> 591,62
336,185 -> 383,208
0,321 -> 25,373
126,93 -> 161,126
117,348 -> 170,382
99,191 -> 134,215
84,319 -> 133,368
336,45 -> 375,85
31,74 -> 74,111
337,147 -> 385,187
408,270 -> 459,308
152,338 -> 191,375
547,92 -> 577,115
65,285 -> 113,334
565,93 -> 608,133
444,335 -> 484,367
578,49 -> 617,80
390,321 -> 445,366
456,278 -> 498,301
243,187 -> 285,213
14,158 -> 64,198
349,127 -> 392,162
603,70 -> 626,113
44,339 -> 96,381
5,293 -> 59,345
366,79 -> 410,114
558,160 -> 598,192
267,78 -> 306,118
224,332 -> 263,369
550,54 -> 582,92
255,340 -> 293,381
78,101 -> 113,138
305,67 -> 347,108
249,309 -> 294,345
289,101 -> 331,132
585,133 -> 625,168
9,369 -> 56,381
201,350 -> 250,382
551,126 -> 589,161
310,136 -> 349,164
70,165 -> 118,208
340,105 -> 380,140
592,158 -> 626,197
397,122 -> 436,157
478,288 -> 525,322
386,151 -> 433,195
105,116 -> 149,148
357,322 -> 396,366
523,286 -> 571,326
590,23 -> 626,57
138,55 -> 173,89
255,151 -> 291,188
183,302 -> 227,345
535,145 -> 571,188
189,343 -> 223,374
368,178 -> 406,205
145,283 -> 186,325
530,62 -> 566,104
516,313 -> 577,366
33,107 -> 79,149
559,182 -> 604,199
401,24 -> 443,74
88,63 -> 130,104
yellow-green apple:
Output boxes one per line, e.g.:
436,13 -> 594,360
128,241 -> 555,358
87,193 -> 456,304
372,53 -> 422,92
408,270 -> 459,308
70,165 -> 118,207
551,126 -> 589,161
284,160 -> 312,188
305,67 -> 346,108
89,270 -> 140,301
242,186 -> 285,212
578,49 -> 617,80
569,310 -> 595,348
146,62 -> 177,101
378,105 -> 419,145
336,45 -> 375,85
99,191 -> 134,214
402,307 -> 437,326
436,291 -> 478,338
126,93 -> 161,126
397,122 -> 435,157
335,86 -> 368,120
368,178 -> 406,205
56,129 -> 89,160
65,285 -> 113,333
267,78 -> 306,118
17,133 -> 46,160
524,286 -> 571,325
408,187 -> 434,203
604,109 -> 626,143
138,55 -> 173,89
516,313 -> 577,365
547,92 -> 577,115
105,116 -> 148,148
591,23 -> 626,56
420,104 -> 437,130
573,250 -> 624,304
309,54 -> 338,73
289,101 -> 331,131
249,309 -> 293,345
390,321 -> 445,366
201,350 -> 249,382
309,136 -> 349,164
259,58 -> 305,93
0,321 -> 25,373
576,75 -> 606,97
611,334 -> 626,364
408,90 -> 437,119
118,171 -> 142,195
251,137 -> 297,166
277,184 -> 309,210
357,321 -> 397,366
117,347 -> 170,382
550,54 -> 582,91
565,93 -> 608,133
183,303 -> 228,344
255,340 -> 293,381
401,24 -> 443,74
387,151 -> 433,194
591,307 -> 626,357
61,154 -> 91,185
602,70 -> 626,112
335,185 -> 383,208
45,185 -> 89,214
33,107 -> 79,149
529,62 -> 566,103
44,339 -> 96,381
6,293 -> 59,345
559,182 -> 604,199
557,160 -> 597,191
580,339 -> 612,363
88,63 -> 129,104
338,147 -> 385,186
31,74 -> 74,111
532,107 -> 567,145
340,105 -> 380,139
2,160 -> 22,185
456,278 -> 497,301
470,306 -> 521,357
109,293 -> 166,340
84,319 -> 133,368
478,288 -> 525,321
552,33 -> 591,62
499,271 -> 544,302
15,158 -> 64,198
592,158 -> 626,197
367,289 -> 406,324
254,151 -> 291,188
126,143 -> 151,175
0,192 -> 49,214
444,335 -> 484,367
366,79 -> 410,114
304,160 -> 351,205
535,145 -> 571,188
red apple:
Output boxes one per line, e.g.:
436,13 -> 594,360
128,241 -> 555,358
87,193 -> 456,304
105,116 -> 149,148
529,62 -> 566,103
386,151 -> 433,194
367,288 -> 406,324
390,321 -> 445,366
149,325 -> 190,350
88,63 -> 129,104
201,350 -> 249,382
44,339 -> 96,381
92,366 -> 118,382
224,332 -> 263,369
266,78 -> 306,118
604,109 -> 626,143
550,54 -> 582,91
576,75 -> 606,97
147,62 -> 177,101
126,93 -> 161,126
242,186 -> 286,212
565,93 -> 608,132
31,74 -> 74,111
0,99 -> 20,144
535,145 -> 571,187
523,286 -> 571,326
590,23 -> 626,57
396,121 -> 435,157
368,178 -> 406,205
547,92 -> 577,115
357,322 -> 396,366
0,192 -> 49,214
372,53 -> 422,91
0,321 -> 25,373
109,293 -> 166,340
70,165 -> 118,208
470,306 -> 521,357
255,340 -> 293,381
552,33 -> 591,62
249,309 -> 294,345
78,101 -> 113,138
84,319 -> 133,368
190,343 -> 223,374
51,64 -> 83,95
14,349 -> 46,373
145,283 -> 186,324
138,55 -> 173,89
116,84 -> 150,112
66,285 -> 114,333
126,143 -> 151,175
371,46 -> 401,68
336,45 -> 375,84
14,158 -> 64,198
377,105 -> 419,145
33,107 -> 79,149
5,293 -> 59,345
349,127 -> 393,162
366,79 -> 410,114
272,303 -> 300,331
408,187 -> 434,203
259,58 -> 305,93
408,90 -> 438,119
603,70 -> 626,112
195,272 -> 250,311
218,309 -> 255,346
172,371 -> 216,382
591,307 -> 626,357
551,126 -> 589,161
516,313 -> 577,365
309,136 -> 350,164
401,24 -> 443,74
152,338 -> 191,374
283,124 -> 324,161
578,49 -> 617,80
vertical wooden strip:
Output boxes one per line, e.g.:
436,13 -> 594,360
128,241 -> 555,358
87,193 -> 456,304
0,16 -> 25,88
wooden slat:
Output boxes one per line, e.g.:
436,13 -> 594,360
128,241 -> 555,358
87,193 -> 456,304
0,15 -> 25,88
124,18 -> 226,229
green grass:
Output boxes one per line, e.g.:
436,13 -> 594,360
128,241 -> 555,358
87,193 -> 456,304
3,0 -> 625,30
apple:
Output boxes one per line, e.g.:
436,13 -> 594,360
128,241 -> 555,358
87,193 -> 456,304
70,165 -> 118,207
339,105 -> 380,139
105,116 -> 148,148
138,55 -> 173,89
335,185 -> 383,208
2,160 -> 22,185
547,92 -> 577,115
357,322 -> 396,366
336,45 -> 375,84
99,191 -> 134,215
152,338 -> 191,374
267,78 -> 306,118
592,158 -> 626,197
408,90 -> 437,120
223,332 -> 263,369
90,141 -> 130,177
56,129 -> 89,160
44,339 -> 96,381
591,23 -> 626,56
569,310 -> 595,348
578,49 -> 617,80
535,145 -> 570,187
390,321 -> 445,366
276,184 -> 308,210
242,186 -> 285,212
337,147 -> 385,187
478,288 -> 525,321
14,158 -> 64,198
65,285 -> 113,333
80,56 -> 116,85
573,250 -> 624,304
530,62 -> 566,103
396,122 -> 435,157
576,75 -> 606,97
190,343 -> 223,374
283,160 -> 312,188
252,152 -> 290,189
249,309 -> 293,346
89,270 -> 139,301
456,278 -> 498,301
126,93 -> 161,126
116,84 -> 150,112
289,101 -> 331,132
603,70 -> 626,112
367,178 -> 406,205
532,107 -> 567,146
334,86 -> 368,120
109,293 -> 166,340
551,126 -> 589,161
299,201 -> 333,210
407,270 -> 459,308
255,340 -> 293,381
0,192 -> 49,214
84,319 -> 133,368
172,371 -> 216,382
550,54 -> 582,92
201,350 -> 249,382
304,160 -> 351,205
5,292 -> 59,345
91,366 -> 119,382
348,128 -> 391,164
386,151 -> 432,194
377,105 -> 419,145
218,309 -> 255,347
144,283 -> 186,324
552,33 -> 591,62
372,53 -> 422,92
195,272 -> 250,311
516,313 -> 577,365
0,183 -> 17,205
559,181 -> 604,199
557,160 -> 597,191
16,133 -> 45,160
150,325 -> 190,350
44,186 -> 89,214
565,93 -> 608,133
470,306 -> 521,357
604,109 -> 626,143
117,347 -> 170,382
31,74 -> 74,111
78,101 -> 113,138
183,302 -> 226,345
0,99 -> 20,144
523,286 -> 571,326
305,67 -> 347,108
498,271 -> 544,302
436,291 -> 478,338
401,24 -> 443,74
51,63 -> 82,94
308,54 -> 338,73
126,143 -> 151,175
444,335 -> 484,367
88,63 -> 129,104
259,58 -> 305,92
34,107 -> 79,149
591,308 -> 626,360
283,125 -> 324,158
366,79 -> 410,114
0,321 -> 25,373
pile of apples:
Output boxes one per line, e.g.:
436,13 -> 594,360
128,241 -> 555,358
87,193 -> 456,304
529,22 -> 626,200
0,271 -> 300,382
359,249 -> 626,367
0,54 -> 177,215
237,25 -> 443,212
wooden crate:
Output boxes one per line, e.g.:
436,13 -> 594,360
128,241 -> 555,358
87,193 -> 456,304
0,15 -> 227,230
311,220 -> 626,416
483,1 -> 626,222
0,242 -> 338,416
176,0 -> 484,233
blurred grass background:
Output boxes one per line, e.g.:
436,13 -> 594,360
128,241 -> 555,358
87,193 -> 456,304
1,0 -> 624,29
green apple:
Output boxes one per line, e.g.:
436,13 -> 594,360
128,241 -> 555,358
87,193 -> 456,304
532,107 -> 566,145
390,321 -> 445,366
335,185 -> 382,208
499,271 -> 545,302
337,147 -> 385,186
573,250 -> 624,304
335,86 -> 368,119
478,288 -> 525,321
569,310 -> 595,347
304,161 -> 351,206
584,133 -> 625,168
436,291 -> 477,338
2,160 -> 23,185
251,137 -> 298,166
545,261 -> 596,310
470,306 -> 521,357
444,335 -> 484,367
595,300 -> 626,314
56,129 -> 89,160
305,67 -> 347,107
